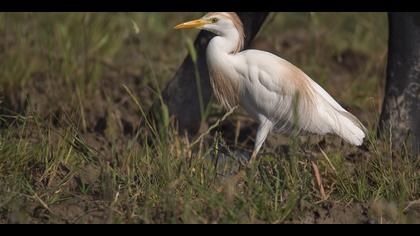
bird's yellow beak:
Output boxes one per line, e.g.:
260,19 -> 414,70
174,19 -> 209,29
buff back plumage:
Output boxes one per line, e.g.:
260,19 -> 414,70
256,55 -> 366,146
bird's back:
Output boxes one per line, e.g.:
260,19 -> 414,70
233,49 -> 366,145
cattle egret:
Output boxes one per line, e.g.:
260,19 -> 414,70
175,12 -> 366,162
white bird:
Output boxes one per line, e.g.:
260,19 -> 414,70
175,12 -> 366,161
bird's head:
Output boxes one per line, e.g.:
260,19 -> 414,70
174,12 -> 244,38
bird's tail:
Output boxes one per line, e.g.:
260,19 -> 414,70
331,109 -> 366,146
305,79 -> 366,146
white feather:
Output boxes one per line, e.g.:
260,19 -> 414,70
307,79 -> 366,145
234,50 -> 366,146
176,12 -> 366,159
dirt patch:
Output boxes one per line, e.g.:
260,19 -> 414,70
1,69 -> 150,148
286,202 -> 370,224
315,203 -> 369,224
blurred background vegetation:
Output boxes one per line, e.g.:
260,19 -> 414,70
0,13 -> 387,110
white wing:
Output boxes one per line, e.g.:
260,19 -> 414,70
237,50 -> 366,145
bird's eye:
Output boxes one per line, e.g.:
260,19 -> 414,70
211,18 -> 219,23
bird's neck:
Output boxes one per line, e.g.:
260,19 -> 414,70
206,33 -> 243,110
207,30 -> 244,56
206,31 -> 244,72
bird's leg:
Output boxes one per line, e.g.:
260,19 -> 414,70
249,119 -> 272,164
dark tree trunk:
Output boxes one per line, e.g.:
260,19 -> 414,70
379,12 -> 420,155
150,12 -> 269,135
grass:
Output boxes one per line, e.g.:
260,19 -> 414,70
0,12 -> 419,224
